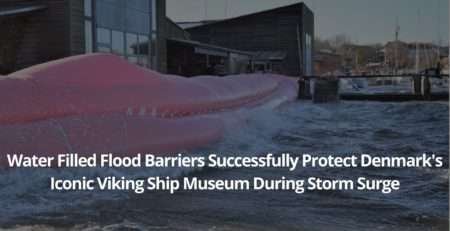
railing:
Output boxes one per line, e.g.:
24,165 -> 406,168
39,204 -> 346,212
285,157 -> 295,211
301,73 -> 449,80
297,73 -> 449,102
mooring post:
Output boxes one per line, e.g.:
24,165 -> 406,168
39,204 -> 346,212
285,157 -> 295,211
313,77 -> 339,103
297,77 -> 311,99
422,76 -> 431,100
413,76 -> 422,95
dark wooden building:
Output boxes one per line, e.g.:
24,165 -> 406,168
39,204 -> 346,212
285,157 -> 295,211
186,3 -> 314,77
0,0 -> 171,74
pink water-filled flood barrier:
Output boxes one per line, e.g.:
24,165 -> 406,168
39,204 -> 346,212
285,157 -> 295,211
0,54 -> 297,159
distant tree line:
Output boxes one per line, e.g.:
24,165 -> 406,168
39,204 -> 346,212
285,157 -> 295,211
314,33 -> 445,72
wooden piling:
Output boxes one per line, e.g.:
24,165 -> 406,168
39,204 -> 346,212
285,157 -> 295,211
313,78 -> 339,103
422,76 -> 431,100
297,78 -> 311,99
413,76 -> 422,95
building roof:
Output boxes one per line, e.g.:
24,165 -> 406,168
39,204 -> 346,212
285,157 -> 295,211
167,17 -> 188,32
0,5 -> 47,17
176,20 -> 222,29
168,38 -> 252,56
186,2 -> 310,30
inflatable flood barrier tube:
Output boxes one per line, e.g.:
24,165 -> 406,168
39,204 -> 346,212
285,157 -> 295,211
0,54 -> 297,159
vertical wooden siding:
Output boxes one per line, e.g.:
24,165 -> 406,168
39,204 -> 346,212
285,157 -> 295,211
187,3 -> 314,76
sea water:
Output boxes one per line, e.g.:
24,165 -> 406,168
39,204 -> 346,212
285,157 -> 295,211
0,101 -> 448,231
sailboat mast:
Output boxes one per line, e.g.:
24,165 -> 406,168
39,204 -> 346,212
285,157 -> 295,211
436,0 -> 441,64
204,0 -> 208,20
415,10 -> 420,74
225,0 -> 229,18
395,17 -> 400,74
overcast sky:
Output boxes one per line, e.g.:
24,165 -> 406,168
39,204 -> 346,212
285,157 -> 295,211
166,0 -> 449,45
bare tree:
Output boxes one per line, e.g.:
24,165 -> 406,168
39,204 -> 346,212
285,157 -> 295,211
314,37 -> 333,51
329,34 -> 352,49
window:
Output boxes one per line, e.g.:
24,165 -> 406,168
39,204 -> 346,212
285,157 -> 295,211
138,56 -> 149,67
138,35 -> 149,55
112,30 -> 124,55
151,0 -> 157,31
97,27 -> 111,45
84,0 -> 92,17
128,56 -> 138,64
84,20 -> 93,53
98,45 -> 111,53
102,0 -> 122,5
138,35 -> 150,67
151,33 -> 157,68
126,0 -> 150,12
96,1 -> 125,30
84,0 -> 93,53
93,0 -> 155,69
305,33 -> 312,75
126,33 -> 138,56
125,10 -> 150,34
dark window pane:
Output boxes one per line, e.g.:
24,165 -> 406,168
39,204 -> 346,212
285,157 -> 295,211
112,30 -> 124,55
138,35 -> 149,55
126,33 -> 138,55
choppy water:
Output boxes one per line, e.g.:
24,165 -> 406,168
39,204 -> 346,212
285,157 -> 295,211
0,101 -> 448,231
